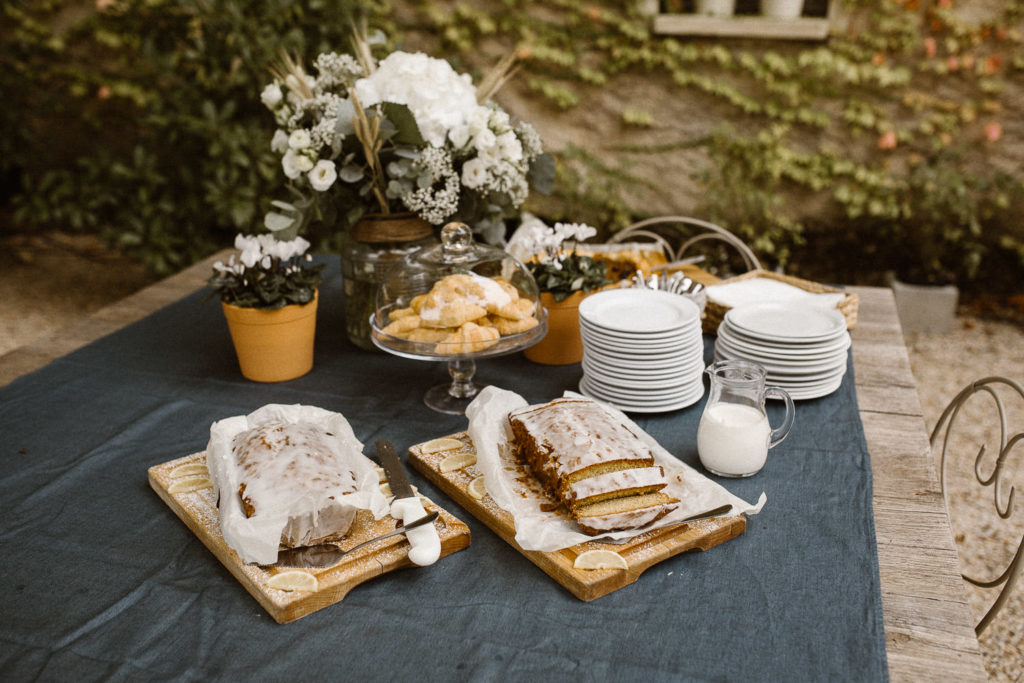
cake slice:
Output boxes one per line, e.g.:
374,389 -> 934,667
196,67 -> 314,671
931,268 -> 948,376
508,397 -> 678,535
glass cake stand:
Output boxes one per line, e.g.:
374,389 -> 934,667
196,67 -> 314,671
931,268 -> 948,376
370,222 -> 547,415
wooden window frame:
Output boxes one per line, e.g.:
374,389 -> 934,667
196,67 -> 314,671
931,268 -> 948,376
640,0 -> 849,41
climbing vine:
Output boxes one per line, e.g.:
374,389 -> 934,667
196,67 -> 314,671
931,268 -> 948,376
410,0 -> 1024,287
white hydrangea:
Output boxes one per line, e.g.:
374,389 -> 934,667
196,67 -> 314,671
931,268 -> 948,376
353,51 -> 479,147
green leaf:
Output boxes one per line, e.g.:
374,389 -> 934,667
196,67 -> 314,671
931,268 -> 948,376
381,102 -> 425,146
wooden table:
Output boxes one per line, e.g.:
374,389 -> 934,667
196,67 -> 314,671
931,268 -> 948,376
0,254 -> 988,681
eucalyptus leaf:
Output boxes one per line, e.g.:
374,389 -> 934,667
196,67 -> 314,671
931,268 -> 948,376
528,152 -> 555,194
264,211 -> 296,232
339,164 -> 364,183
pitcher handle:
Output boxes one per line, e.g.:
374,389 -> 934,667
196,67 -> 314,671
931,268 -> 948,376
765,386 -> 795,449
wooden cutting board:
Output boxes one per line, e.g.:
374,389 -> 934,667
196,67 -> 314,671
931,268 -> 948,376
408,432 -> 745,602
148,452 -> 471,624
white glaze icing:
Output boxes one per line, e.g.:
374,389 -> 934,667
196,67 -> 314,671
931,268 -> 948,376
564,467 -> 667,505
509,397 -> 654,481
576,501 -> 678,533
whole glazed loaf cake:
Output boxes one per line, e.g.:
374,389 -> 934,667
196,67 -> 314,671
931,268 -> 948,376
507,397 -> 679,535
232,421 -> 360,546
206,404 -> 387,565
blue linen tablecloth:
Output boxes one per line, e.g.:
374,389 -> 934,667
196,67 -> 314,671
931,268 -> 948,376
0,261 -> 887,681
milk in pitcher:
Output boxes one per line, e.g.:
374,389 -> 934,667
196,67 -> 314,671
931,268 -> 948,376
697,402 -> 771,476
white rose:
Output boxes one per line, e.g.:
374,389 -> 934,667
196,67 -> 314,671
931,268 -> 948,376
495,131 -> 523,162
288,129 -> 311,150
489,109 -> 511,129
260,83 -> 283,109
472,128 -> 497,153
282,149 -> 303,179
271,129 -> 289,154
461,157 -> 490,189
294,153 -> 314,173
308,159 -> 337,192
468,107 -> 490,136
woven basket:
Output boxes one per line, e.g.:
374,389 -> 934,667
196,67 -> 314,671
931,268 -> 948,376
702,270 -> 859,334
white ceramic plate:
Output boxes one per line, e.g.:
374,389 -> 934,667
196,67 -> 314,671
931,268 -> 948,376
714,339 -> 848,374
582,360 -> 703,390
580,324 -> 703,351
725,303 -> 847,343
579,377 -> 705,413
581,354 -> 703,379
579,317 -> 700,343
718,322 -> 850,357
579,289 -> 700,334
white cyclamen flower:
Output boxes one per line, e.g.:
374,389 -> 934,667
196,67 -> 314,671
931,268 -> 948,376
261,83 -> 283,109
288,129 -> 312,150
271,129 -> 289,154
308,159 -> 337,192
236,237 -> 262,268
461,157 -> 490,189
554,222 -> 598,244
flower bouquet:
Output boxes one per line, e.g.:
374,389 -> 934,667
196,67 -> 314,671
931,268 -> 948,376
259,29 -> 553,349
260,31 -> 553,244
209,234 -> 325,381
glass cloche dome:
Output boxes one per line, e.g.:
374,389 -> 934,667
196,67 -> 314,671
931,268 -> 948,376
371,222 -> 547,414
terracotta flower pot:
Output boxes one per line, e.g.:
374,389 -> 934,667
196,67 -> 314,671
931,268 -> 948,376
525,291 -> 588,365
221,292 -> 318,382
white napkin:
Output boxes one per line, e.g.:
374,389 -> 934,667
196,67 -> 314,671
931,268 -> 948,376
466,386 -> 765,552
706,277 -> 845,312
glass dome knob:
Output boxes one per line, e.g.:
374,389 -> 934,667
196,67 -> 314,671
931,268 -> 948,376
439,222 -> 476,263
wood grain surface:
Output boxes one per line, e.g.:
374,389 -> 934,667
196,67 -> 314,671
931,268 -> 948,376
148,451 -> 471,624
0,252 -> 988,678
408,432 -> 745,601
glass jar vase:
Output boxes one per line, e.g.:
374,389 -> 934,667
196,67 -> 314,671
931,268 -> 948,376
341,212 -> 436,350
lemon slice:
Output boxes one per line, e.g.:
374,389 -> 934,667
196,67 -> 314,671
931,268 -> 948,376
267,570 -> 318,592
573,549 -> 628,570
467,475 -> 487,500
439,452 -> 477,473
420,437 -> 465,454
168,476 -> 213,494
169,463 -> 208,478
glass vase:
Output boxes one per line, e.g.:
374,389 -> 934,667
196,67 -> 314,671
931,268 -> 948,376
341,212 -> 435,351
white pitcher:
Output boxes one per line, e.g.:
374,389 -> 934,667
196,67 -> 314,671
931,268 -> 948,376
697,359 -> 795,477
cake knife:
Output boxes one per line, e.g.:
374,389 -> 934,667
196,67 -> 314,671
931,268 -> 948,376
376,438 -> 442,567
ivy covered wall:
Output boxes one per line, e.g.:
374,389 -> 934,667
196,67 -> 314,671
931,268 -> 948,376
3,0 -> 1022,293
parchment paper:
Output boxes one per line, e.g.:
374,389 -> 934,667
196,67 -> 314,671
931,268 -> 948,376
466,387 -> 766,552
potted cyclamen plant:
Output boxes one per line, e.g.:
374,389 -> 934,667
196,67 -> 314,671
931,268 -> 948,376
208,234 -> 325,382
512,220 -> 611,365
259,28 -> 553,350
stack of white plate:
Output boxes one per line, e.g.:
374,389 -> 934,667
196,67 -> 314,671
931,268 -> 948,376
715,303 -> 850,400
577,289 -> 705,413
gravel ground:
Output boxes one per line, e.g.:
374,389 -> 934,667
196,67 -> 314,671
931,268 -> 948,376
2,233 -> 1022,680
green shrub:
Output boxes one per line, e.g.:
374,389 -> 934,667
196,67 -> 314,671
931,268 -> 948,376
3,0 -> 391,274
